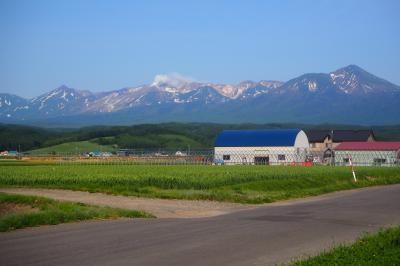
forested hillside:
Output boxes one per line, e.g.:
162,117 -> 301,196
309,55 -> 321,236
1,123 -> 399,152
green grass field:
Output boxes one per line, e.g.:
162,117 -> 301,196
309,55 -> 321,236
1,162 -> 399,203
29,141 -> 116,154
0,192 -> 153,232
290,226 -> 400,265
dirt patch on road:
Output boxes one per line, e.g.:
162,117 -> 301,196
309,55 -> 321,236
0,188 -> 254,218
0,202 -> 38,218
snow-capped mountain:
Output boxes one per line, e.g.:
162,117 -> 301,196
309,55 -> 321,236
1,65 -> 399,125
277,65 -> 400,95
29,86 -> 95,117
0,94 -> 30,118
329,65 -> 398,94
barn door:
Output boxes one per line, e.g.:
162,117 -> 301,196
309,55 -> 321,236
254,156 -> 269,165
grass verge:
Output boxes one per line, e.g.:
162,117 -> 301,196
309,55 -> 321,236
289,226 -> 400,266
0,192 -> 154,232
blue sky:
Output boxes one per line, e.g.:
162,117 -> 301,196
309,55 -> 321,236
1,0 -> 399,98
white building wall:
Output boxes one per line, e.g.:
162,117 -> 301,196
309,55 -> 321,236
214,146 -> 308,165
294,130 -> 309,148
334,150 -> 399,166
214,130 -> 310,165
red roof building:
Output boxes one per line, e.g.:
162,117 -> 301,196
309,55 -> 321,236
334,141 -> 400,166
335,142 -> 400,151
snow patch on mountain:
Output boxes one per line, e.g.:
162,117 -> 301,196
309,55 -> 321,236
308,81 -> 317,92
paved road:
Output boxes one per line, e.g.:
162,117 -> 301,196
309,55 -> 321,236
1,185 -> 400,266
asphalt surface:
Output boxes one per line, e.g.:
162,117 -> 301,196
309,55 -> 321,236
1,184 -> 400,266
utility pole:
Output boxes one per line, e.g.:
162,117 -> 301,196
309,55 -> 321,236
348,154 -> 357,182
330,130 -> 334,166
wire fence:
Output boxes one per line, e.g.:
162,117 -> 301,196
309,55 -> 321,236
1,148 -> 399,167
11,149 -> 215,166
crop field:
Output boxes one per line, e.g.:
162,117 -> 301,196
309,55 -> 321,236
1,161 -> 400,203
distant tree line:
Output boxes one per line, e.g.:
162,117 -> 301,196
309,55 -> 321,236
1,122 -> 399,152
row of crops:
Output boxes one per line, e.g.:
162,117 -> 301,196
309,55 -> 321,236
1,163 -> 400,203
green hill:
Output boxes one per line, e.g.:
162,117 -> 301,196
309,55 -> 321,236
96,134 -> 205,150
29,141 -> 116,155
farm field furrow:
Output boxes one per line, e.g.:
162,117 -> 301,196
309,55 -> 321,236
1,162 -> 400,204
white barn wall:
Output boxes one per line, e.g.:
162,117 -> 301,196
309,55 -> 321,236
335,150 -> 399,166
214,146 -> 308,165
214,129 -> 310,165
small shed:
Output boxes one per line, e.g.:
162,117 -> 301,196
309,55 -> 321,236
214,129 -> 309,165
334,142 -> 400,166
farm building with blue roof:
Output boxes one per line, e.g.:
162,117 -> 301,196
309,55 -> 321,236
214,129 -> 309,165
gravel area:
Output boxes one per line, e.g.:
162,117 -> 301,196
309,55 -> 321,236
0,188 -> 254,218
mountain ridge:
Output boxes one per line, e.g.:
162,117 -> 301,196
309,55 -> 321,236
1,65 -> 399,126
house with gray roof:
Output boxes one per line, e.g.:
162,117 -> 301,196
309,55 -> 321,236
305,129 -> 375,151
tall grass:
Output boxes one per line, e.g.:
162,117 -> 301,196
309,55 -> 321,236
290,226 -> 400,265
